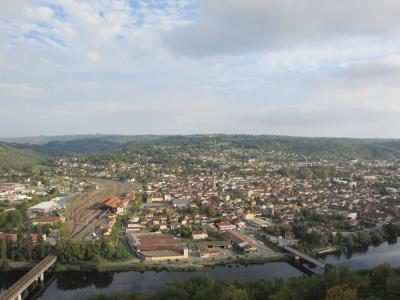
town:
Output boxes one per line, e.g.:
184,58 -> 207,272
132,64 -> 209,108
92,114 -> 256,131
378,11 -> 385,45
1,140 -> 400,270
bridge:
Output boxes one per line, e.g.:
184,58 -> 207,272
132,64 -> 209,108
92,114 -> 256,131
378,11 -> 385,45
282,245 -> 326,269
0,255 -> 57,300
261,232 -> 326,269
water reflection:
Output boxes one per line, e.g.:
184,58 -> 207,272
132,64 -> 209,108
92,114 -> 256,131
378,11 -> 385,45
322,238 -> 400,270
56,271 -> 114,290
0,270 -> 26,292
34,262 -> 303,300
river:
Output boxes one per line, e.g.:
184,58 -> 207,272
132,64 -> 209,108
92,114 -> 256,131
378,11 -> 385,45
0,262 -> 303,300
321,237 -> 400,270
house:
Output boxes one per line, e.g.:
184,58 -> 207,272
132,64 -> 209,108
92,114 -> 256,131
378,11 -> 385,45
215,221 -> 236,231
0,232 -> 45,243
102,197 -> 128,214
192,230 -> 208,240
147,192 -> 164,203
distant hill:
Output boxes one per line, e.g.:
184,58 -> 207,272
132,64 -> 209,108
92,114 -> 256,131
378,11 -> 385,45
0,143 -> 49,171
24,135 -> 165,156
30,138 -> 125,156
0,135 -> 399,163
0,134 -> 128,145
134,135 -> 400,160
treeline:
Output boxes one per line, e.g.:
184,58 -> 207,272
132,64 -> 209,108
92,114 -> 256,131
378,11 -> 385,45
299,223 -> 399,251
0,232 -> 53,270
1,233 -> 131,270
87,264 -> 400,300
265,222 -> 400,252
56,238 -> 131,265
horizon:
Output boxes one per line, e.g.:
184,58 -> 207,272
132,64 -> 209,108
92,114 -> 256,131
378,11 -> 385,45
1,132 -> 400,141
1,1 -> 400,137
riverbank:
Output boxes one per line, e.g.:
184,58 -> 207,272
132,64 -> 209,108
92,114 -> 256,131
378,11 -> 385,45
1,254 -> 291,273
54,254 -> 291,272
313,246 -> 343,255
2,261 -> 306,298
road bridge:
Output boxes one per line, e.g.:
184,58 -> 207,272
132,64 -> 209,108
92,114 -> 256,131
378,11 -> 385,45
282,245 -> 326,269
261,232 -> 326,269
0,255 -> 57,300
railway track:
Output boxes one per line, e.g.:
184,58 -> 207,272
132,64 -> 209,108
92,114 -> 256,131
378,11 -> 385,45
66,179 -> 127,240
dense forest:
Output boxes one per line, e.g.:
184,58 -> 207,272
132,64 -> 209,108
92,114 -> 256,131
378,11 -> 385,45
87,264 -> 400,300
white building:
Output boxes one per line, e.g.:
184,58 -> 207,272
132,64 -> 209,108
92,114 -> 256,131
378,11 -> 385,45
27,201 -> 57,214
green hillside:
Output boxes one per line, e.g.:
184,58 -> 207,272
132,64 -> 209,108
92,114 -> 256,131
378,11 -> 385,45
0,143 -> 49,172
1,135 -> 400,169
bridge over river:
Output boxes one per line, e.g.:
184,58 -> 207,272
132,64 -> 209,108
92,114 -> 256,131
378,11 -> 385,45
282,245 -> 326,269
261,233 -> 326,269
0,255 -> 57,300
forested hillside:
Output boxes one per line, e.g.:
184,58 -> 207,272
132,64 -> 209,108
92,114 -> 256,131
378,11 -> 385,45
27,135 -> 399,160
0,143 -> 49,172
0,135 -> 400,172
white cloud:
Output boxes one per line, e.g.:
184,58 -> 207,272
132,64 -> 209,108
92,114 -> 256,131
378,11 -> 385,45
0,83 -> 43,97
87,51 -> 102,62
164,0 -> 400,56
0,0 -> 400,137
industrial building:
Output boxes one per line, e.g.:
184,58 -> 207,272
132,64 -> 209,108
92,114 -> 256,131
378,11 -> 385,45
224,231 -> 257,254
27,200 -> 57,214
127,233 -> 188,261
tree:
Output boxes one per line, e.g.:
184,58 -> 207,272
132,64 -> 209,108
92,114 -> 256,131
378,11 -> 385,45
326,285 -> 358,300
23,237 -> 32,261
370,229 -> 384,245
0,258 -> 10,271
344,235 -> 354,248
383,223 -> 399,241
35,234 -> 46,259
356,231 -> 372,246
8,209 -> 23,227
179,226 -> 192,238
220,286 -> 249,300
0,239 -> 7,260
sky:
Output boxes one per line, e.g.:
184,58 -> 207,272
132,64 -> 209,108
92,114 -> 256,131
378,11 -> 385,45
1,0 -> 400,138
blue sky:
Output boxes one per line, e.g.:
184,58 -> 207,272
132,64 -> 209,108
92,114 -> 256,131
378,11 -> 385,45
1,0 -> 400,138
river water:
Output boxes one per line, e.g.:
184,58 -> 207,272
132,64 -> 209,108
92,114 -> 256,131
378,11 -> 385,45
322,238 -> 400,270
1,239 -> 399,299
0,262 -> 303,300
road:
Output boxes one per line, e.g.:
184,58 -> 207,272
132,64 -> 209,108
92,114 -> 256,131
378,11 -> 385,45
239,227 -> 276,257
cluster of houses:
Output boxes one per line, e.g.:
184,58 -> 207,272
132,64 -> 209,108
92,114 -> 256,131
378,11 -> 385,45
100,191 -> 136,236
120,162 -> 400,257
0,182 -> 45,204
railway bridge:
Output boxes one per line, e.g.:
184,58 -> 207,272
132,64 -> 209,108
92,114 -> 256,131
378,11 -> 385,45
0,255 -> 57,300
